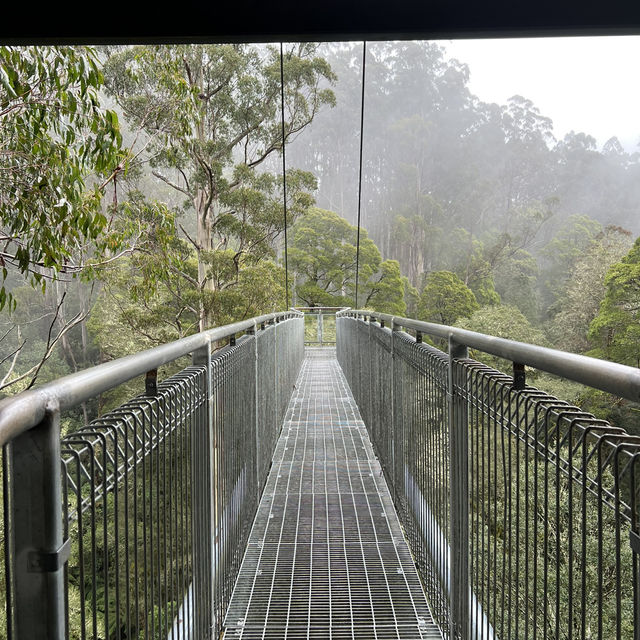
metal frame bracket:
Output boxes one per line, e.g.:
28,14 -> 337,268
145,368 -> 158,395
512,362 -> 526,390
630,529 -> 640,554
28,538 -> 71,573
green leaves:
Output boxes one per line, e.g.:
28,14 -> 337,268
417,270 -> 479,326
0,46 -> 123,306
289,207 -> 407,313
102,43 -> 335,329
364,259 -> 407,315
456,304 -> 548,373
289,207 -> 361,306
588,236 -> 640,367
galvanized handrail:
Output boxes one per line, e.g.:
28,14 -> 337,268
1,309 -> 304,640
336,310 -> 640,640
294,306 -> 348,312
0,311 -> 301,448
337,309 -> 640,402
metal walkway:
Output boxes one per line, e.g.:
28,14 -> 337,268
224,348 -> 441,639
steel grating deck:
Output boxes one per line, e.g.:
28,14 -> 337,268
224,348 -> 442,639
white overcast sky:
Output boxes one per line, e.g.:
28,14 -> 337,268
438,35 -> 640,152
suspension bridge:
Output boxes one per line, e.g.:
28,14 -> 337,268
0,307 -> 638,639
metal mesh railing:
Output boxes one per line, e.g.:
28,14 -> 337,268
61,365 -> 207,639
337,311 -> 640,640
298,307 -> 344,346
460,360 -> 638,640
0,312 -> 304,640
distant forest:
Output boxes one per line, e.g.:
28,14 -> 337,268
2,41 -> 640,433
286,41 -> 640,433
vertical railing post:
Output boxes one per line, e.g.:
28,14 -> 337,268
11,405 -> 67,639
192,338 -> 215,636
317,311 -> 323,346
448,335 -> 469,640
391,318 -> 406,517
391,318 -> 400,505
367,315 -> 372,429
247,322 -> 260,496
274,318 -> 279,429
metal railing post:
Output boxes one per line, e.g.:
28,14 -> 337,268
317,311 -> 323,346
367,315 -> 373,430
391,318 -> 400,506
11,406 -> 67,639
192,339 -> 215,636
274,319 -> 279,429
448,335 -> 469,640
247,322 -> 261,494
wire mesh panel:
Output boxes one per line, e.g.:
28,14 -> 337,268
337,313 -> 640,640
53,316 -> 305,640
1,445 -> 12,639
393,332 -> 450,635
303,310 -> 338,346
459,359 -> 640,640
61,365 -> 208,640
212,337 -> 258,634
338,316 -> 451,634
257,325 -> 278,487
275,317 -> 306,448
212,319 -> 304,633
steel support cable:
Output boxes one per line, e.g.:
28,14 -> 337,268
355,41 -> 366,309
279,43 -> 290,309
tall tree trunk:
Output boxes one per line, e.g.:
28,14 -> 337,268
195,190 -> 218,331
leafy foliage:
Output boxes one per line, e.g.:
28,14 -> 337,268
455,304 -> 549,372
289,207 -> 406,313
103,44 -> 334,329
417,270 -> 478,325
0,46 -> 122,309
540,214 -> 603,311
549,226 -> 633,353
589,236 -> 640,367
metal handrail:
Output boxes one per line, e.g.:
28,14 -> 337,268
1,309 -> 304,639
336,310 -> 640,640
0,310 -> 301,447
294,306 -> 349,312
337,309 -> 640,402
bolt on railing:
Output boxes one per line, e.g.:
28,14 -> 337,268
337,309 -> 640,640
0,311 -> 304,640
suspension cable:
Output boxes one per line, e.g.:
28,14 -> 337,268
355,41 -> 366,309
280,42 -> 290,309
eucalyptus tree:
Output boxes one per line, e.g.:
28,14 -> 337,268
548,225 -> 633,353
455,304 -> 548,372
289,207 -> 407,313
0,46 -> 123,392
417,270 -> 478,326
588,234 -> 640,368
0,45 -> 122,308
286,42 -> 362,222
103,44 -> 336,329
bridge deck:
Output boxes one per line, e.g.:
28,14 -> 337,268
224,348 -> 441,639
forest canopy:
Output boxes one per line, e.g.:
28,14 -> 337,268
1,40 -> 640,432
2,39 -> 640,640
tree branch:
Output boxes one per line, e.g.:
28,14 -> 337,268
179,224 -> 201,252
0,292 -> 88,392
152,171 -> 192,197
